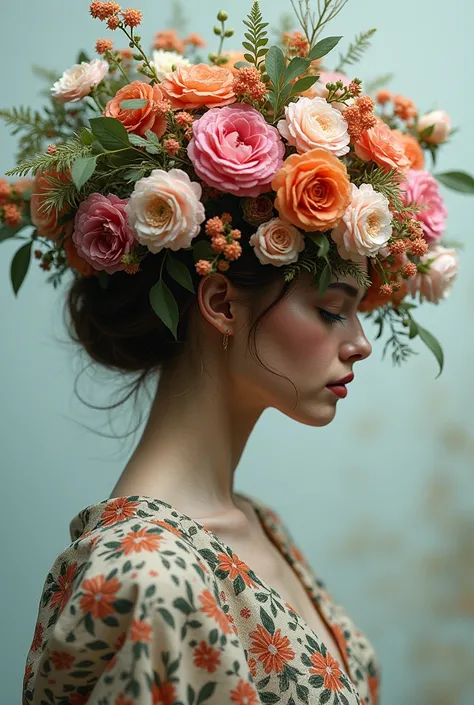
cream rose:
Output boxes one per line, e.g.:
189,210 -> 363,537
126,168 -> 205,253
417,110 -> 451,144
151,49 -> 191,81
277,97 -> 350,157
331,183 -> 393,259
249,217 -> 305,266
405,245 -> 459,303
51,59 -> 109,103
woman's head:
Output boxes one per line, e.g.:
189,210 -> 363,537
67,235 -> 371,427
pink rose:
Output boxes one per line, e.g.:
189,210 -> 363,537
73,193 -> 135,274
51,59 -> 109,103
187,104 -> 285,198
401,169 -> 447,244
405,245 -> 458,303
249,217 -> 305,266
417,110 -> 451,144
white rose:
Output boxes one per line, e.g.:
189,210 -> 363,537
405,245 -> 459,303
417,110 -> 451,144
278,97 -> 350,157
126,168 -> 205,253
51,59 -> 109,103
249,217 -> 305,266
151,50 -> 191,82
331,183 -> 393,259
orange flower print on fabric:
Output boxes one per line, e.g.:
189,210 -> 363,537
249,624 -> 296,674
115,693 -> 134,705
131,619 -> 152,643
198,589 -> 233,634
193,640 -> 221,673
151,680 -> 177,705
368,674 -> 380,705
49,562 -> 79,614
79,574 -> 121,619
31,622 -> 43,651
309,650 -> 344,691
247,657 -> 257,678
120,526 -> 163,554
216,552 -> 257,588
148,519 -> 183,538
51,651 -> 75,671
230,680 -> 260,705
100,498 -> 141,527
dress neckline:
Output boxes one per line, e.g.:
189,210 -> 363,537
70,493 -> 353,684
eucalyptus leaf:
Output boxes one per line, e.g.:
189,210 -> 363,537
418,124 -> 435,140
318,263 -> 332,296
265,45 -> 285,90
166,253 -> 195,293
307,36 -> 342,62
435,170 -> 474,194
284,56 -> 310,84
408,318 -> 418,339
79,127 -> 96,146
417,323 -> 444,377
71,155 -> 97,191
149,279 -> 179,339
120,99 -> 149,110
290,75 -> 319,96
89,117 -> 130,151
11,241 -> 32,295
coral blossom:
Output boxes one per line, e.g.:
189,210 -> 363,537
161,63 -> 235,110
400,169 -> 447,244
104,81 -> 168,137
188,104 -> 284,198
355,117 -> 410,173
30,170 -> 70,239
392,130 -> 424,170
271,148 -> 351,232
153,29 -> 185,53
73,193 -> 135,274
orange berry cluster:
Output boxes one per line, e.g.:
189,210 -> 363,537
343,96 -> 377,141
195,214 -> 242,276
233,67 -> 267,102
89,2 -> 142,29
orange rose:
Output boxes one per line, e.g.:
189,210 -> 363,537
222,51 -> 247,75
104,81 -> 167,138
161,63 -> 235,110
63,228 -> 95,277
271,148 -> 351,232
354,117 -> 410,173
392,130 -> 424,170
30,170 -> 70,239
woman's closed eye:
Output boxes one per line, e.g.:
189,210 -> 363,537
317,308 -> 346,325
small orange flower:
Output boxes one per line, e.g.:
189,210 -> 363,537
3,203 -> 21,226
79,575 -> 121,618
376,89 -> 392,105
230,680 -> 260,705
198,589 -> 233,634
31,622 -> 44,652
393,94 -> 417,121
130,618 -> 152,643
101,497 -> 140,526
50,561 -> 79,613
185,32 -> 207,48
224,241 -> 242,261
217,260 -> 230,272
249,624 -> 296,674
104,81 -> 168,137
216,552 -> 257,587
272,148 -> 351,232
195,259 -> 212,276
409,237 -> 428,256
205,216 -> 224,237
120,526 -> 163,555
51,651 -> 75,671
153,29 -> 185,53
193,640 -> 221,673
121,7 -> 142,27
151,681 -> 177,705
96,38 -> 114,54
161,63 -> 235,110
309,650 -> 344,691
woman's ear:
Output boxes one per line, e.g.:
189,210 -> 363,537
197,274 -> 238,336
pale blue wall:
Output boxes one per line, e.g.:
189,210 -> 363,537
1,1 -> 473,703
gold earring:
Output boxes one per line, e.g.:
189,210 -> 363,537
222,328 -> 229,351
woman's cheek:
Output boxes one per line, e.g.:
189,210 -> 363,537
263,301 -> 330,365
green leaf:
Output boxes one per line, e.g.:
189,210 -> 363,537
419,124 -> 435,140
265,46 -> 285,90
308,233 -> 330,258
128,133 -> 160,154
234,61 -> 251,69
435,170 -> 474,194
120,99 -> 149,110
89,117 -> 130,151
284,56 -> 310,84
11,241 -> 32,295
76,50 -> 91,64
0,223 -> 25,243
79,127 -> 96,146
417,323 -> 444,377
290,75 -> 319,96
318,262 -> 332,296
71,155 -> 97,191
166,252 -> 195,293
408,318 -> 418,339
308,36 -> 342,62
149,278 -> 179,339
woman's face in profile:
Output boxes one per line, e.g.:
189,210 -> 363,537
231,269 -> 372,426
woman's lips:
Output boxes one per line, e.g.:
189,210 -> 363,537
326,384 -> 348,399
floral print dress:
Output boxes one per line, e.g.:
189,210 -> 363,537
23,495 -> 380,705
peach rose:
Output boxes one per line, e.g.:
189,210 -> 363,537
277,97 -> 350,157
393,130 -> 424,170
104,81 -> 167,138
271,148 -> 351,232
249,217 -> 305,266
355,117 -> 410,173
417,110 -> 451,144
160,63 -> 235,110
30,170 -> 70,239
51,59 -> 109,103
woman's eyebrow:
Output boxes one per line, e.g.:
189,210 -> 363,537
327,282 -> 359,298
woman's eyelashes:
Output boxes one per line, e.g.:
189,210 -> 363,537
317,308 -> 346,325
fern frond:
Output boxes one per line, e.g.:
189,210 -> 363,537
332,259 -> 371,289
335,28 -> 376,73
0,106 -> 52,135
365,73 -> 394,96
41,175 -> 79,214
242,1 -> 269,71
31,65 -> 60,84
283,241 -> 370,289
350,162 -> 405,211
6,137 -> 90,177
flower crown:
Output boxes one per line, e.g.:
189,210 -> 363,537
2,0 -> 473,374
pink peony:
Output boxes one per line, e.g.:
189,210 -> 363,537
405,245 -> 458,303
401,169 -> 448,244
187,104 -> 285,198
73,193 -> 135,274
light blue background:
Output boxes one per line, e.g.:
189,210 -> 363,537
1,1 -> 473,703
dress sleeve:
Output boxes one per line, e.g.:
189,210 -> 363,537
25,529 -> 259,705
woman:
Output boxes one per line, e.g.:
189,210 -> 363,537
9,2 -> 466,704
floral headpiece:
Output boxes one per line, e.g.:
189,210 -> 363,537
2,0 -> 473,374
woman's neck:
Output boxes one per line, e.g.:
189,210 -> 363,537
111,352 -> 264,520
